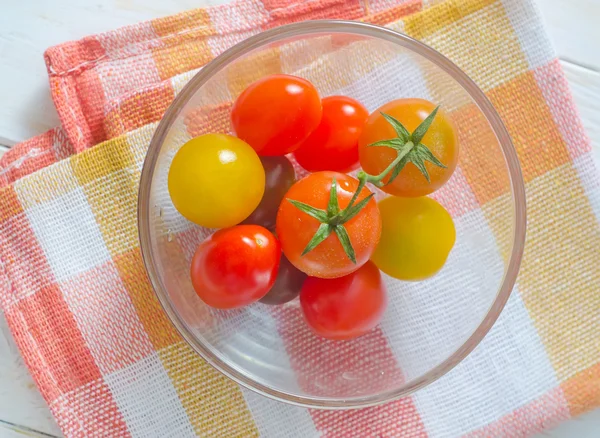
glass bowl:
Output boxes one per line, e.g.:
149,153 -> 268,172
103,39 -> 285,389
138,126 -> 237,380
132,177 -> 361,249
138,20 -> 526,409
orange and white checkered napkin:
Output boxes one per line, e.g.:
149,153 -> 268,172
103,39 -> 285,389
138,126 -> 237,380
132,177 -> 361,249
1,0 -> 599,436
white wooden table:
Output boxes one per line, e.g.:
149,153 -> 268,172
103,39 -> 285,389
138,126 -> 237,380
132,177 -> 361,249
0,0 -> 599,436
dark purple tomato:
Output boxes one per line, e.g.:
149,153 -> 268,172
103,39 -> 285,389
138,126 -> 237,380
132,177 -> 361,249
259,254 -> 307,305
242,156 -> 296,230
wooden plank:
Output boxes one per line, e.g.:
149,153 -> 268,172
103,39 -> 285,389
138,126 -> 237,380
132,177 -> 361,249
544,410 -> 600,438
0,0 -> 229,146
0,420 -> 60,438
537,0 -> 600,71
0,0 -> 596,145
0,315 -> 62,437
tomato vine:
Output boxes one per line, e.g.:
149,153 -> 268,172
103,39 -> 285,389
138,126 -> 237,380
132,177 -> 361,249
288,107 -> 446,262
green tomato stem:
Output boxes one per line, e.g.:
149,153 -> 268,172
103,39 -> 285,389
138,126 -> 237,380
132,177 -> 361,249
366,140 -> 414,185
287,108 -> 445,264
344,175 -> 367,213
344,140 -> 414,212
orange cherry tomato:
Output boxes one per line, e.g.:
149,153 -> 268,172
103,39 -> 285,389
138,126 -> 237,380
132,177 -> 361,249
231,74 -> 322,156
294,95 -> 368,172
276,171 -> 381,279
300,261 -> 387,340
358,98 -> 458,197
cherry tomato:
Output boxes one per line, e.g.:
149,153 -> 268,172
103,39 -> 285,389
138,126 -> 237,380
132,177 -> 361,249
168,134 -> 265,228
371,196 -> 455,281
231,74 -> 322,156
300,261 -> 387,340
294,96 -> 368,172
276,171 -> 381,279
191,225 -> 280,309
242,156 -> 296,230
259,254 -> 307,305
358,98 -> 458,197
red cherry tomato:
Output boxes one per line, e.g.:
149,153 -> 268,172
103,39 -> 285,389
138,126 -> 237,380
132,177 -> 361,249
300,261 -> 387,340
191,225 -> 280,309
294,96 -> 368,172
231,74 -> 322,156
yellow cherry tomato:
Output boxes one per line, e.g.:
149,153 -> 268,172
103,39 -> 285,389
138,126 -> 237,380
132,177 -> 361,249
371,196 -> 455,281
168,134 -> 265,228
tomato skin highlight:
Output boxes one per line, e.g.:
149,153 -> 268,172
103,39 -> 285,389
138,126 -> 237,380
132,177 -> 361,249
242,156 -> 296,230
371,196 -> 456,281
294,95 -> 368,172
191,225 -> 281,309
359,98 -> 458,197
231,74 -> 322,156
300,261 -> 387,340
276,171 -> 381,279
168,134 -> 265,228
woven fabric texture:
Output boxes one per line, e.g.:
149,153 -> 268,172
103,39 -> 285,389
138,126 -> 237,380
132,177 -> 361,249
1,0 -> 599,437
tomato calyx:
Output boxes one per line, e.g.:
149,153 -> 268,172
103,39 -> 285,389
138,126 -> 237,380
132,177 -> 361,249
286,106 -> 446,264
287,178 -> 374,263
367,106 -> 446,183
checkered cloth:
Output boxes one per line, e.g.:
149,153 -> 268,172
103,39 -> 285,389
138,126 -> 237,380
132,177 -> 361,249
1,0 -> 599,436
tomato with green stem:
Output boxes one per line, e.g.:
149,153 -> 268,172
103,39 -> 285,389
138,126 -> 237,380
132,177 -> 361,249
168,134 -> 265,228
191,225 -> 280,309
276,98 -> 456,280
300,261 -> 387,340
371,196 -> 455,281
294,95 -> 368,172
358,98 -> 458,197
276,171 -> 381,279
231,74 -> 322,156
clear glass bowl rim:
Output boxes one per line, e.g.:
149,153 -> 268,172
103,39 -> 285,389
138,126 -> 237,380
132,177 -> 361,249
138,20 -> 527,409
